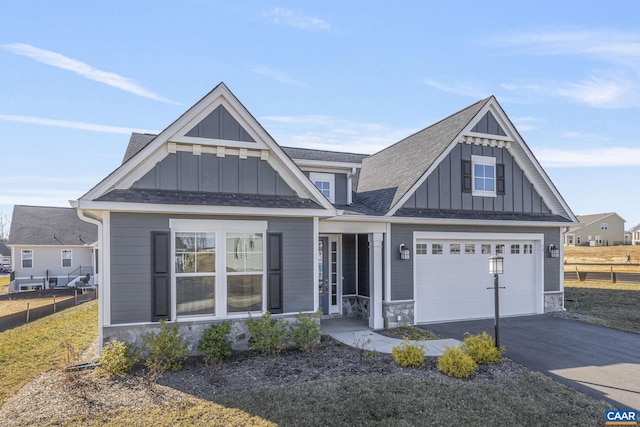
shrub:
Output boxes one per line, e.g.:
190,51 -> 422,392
96,340 -> 137,378
247,312 -> 288,356
391,338 -> 425,367
462,331 -> 504,365
198,321 -> 233,364
437,345 -> 477,378
142,320 -> 188,373
289,310 -> 322,352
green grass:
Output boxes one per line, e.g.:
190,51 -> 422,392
0,299 -> 98,406
61,370 -> 611,426
564,281 -> 640,334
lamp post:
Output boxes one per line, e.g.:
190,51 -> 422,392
488,254 -> 504,348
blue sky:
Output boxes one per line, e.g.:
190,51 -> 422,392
1,1 -> 640,229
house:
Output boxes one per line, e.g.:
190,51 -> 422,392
8,205 -> 98,291
627,223 -> 640,245
72,83 -> 577,351
0,241 -> 10,272
563,213 -> 625,246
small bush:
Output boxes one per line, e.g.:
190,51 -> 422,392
289,310 -> 322,352
437,345 -> 477,378
142,320 -> 188,373
96,340 -> 137,378
391,338 -> 425,367
198,321 -> 233,364
462,331 -> 504,365
247,312 -> 288,356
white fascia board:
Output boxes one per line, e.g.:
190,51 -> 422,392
387,216 -> 578,228
319,220 -> 388,233
294,159 -> 363,170
73,200 -> 337,218
414,231 -> 544,241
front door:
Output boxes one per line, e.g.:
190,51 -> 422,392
318,237 -> 329,314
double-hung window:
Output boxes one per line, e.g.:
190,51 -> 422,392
472,155 -> 496,197
61,249 -> 72,268
21,249 -> 33,268
171,219 -> 266,320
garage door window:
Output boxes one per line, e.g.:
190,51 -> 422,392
416,243 -> 427,255
481,244 -> 492,254
523,244 -> 533,254
450,244 -> 461,254
496,244 -> 505,254
511,244 -> 520,254
465,244 -> 475,254
432,244 -> 443,254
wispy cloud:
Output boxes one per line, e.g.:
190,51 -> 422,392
261,115 -> 415,154
250,65 -> 305,86
263,8 -> 330,31
0,114 -> 158,135
2,43 -> 180,104
556,73 -> 637,108
423,79 -> 490,99
536,147 -> 640,167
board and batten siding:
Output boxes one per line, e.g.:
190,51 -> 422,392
402,144 -> 550,213
132,152 -> 295,197
389,223 -> 562,301
109,213 -> 313,324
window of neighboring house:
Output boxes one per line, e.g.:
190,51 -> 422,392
472,155 -> 496,197
175,232 -> 216,316
576,236 -> 581,244
61,249 -> 72,268
226,233 -> 263,313
596,235 -> 602,245
21,249 -> 33,268
309,172 -> 335,203
601,223 -> 608,230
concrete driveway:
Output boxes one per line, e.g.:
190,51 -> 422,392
421,315 -> 640,410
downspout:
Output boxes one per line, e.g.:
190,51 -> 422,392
76,208 -> 104,352
347,167 -> 356,206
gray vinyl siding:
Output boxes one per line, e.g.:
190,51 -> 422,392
389,223 -> 562,301
303,171 -> 349,205
132,152 -> 294,196
402,144 -> 551,214
185,104 -> 256,142
109,213 -> 313,324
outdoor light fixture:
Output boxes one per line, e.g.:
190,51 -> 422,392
399,243 -> 410,260
488,253 -> 505,348
488,254 -> 504,275
548,244 -> 560,258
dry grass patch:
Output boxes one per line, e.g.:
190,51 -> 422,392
0,295 -> 74,317
564,281 -> 640,334
0,276 -> 9,295
0,299 -> 98,406
564,246 -> 640,272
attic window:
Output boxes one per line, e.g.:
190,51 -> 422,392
472,155 -> 496,197
309,172 -> 335,203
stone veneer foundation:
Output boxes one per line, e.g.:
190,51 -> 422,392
383,301 -> 415,329
342,296 -> 369,320
544,292 -> 564,312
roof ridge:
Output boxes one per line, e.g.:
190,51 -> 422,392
281,145 -> 370,157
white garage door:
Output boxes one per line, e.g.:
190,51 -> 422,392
414,235 -> 543,323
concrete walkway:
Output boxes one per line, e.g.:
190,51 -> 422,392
321,317 -> 459,357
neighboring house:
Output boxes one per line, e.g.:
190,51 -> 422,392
627,223 -> 640,245
72,83 -> 577,351
8,205 -> 98,291
564,213 -> 625,246
0,241 -> 11,272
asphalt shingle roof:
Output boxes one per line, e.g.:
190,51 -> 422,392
394,208 -> 572,222
9,205 -> 98,246
122,133 -> 157,164
282,146 -> 369,164
357,98 -> 489,211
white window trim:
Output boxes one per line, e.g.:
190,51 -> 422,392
61,249 -> 73,268
471,155 -> 497,197
169,219 -> 268,322
21,249 -> 33,269
309,172 -> 335,203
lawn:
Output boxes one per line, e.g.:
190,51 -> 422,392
0,295 -> 74,317
0,276 -> 9,295
564,245 -> 640,272
0,299 -> 98,406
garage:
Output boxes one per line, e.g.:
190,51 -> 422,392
414,232 -> 544,323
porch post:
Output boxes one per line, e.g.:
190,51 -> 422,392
369,232 -> 384,329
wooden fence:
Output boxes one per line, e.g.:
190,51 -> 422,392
0,290 -> 97,333
564,268 -> 640,284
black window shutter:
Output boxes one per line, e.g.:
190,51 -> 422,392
496,163 -> 505,195
462,160 -> 472,193
151,231 -> 171,322
267,232 -> 283,314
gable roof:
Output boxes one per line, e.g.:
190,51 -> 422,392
357,98 -> 488,211
357,96 -> 576,222
0,242 -> 10,257
9,205 -> 98,246
76,82 -> 334,211
569,212 -> 625,231
282,146 -> 369,164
